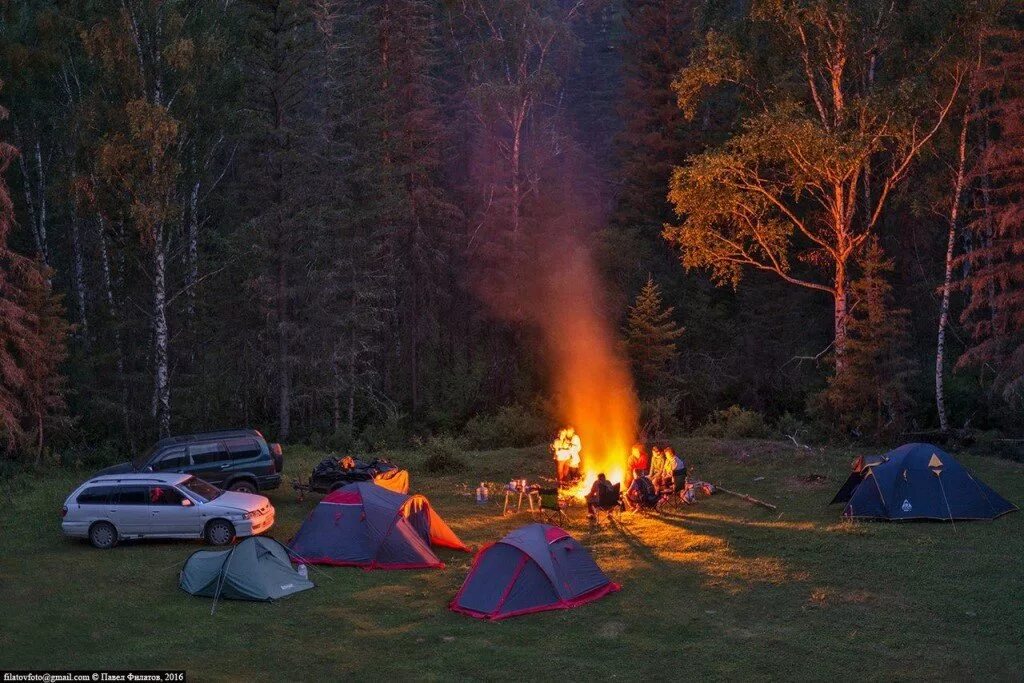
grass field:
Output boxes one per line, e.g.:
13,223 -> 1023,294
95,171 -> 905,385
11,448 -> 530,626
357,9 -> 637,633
1,438 -> 1021,681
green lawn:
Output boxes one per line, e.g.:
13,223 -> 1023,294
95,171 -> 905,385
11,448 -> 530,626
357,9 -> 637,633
1,439 -> 1021,681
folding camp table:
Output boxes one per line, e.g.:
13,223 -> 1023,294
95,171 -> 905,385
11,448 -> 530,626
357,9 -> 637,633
502,486 -> 541,516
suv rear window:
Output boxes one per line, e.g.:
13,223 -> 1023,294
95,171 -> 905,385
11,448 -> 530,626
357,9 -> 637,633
224,437 -> 262,461
77,486 -> 114,505
113,486 -> 149,505
189,443 -> 225,465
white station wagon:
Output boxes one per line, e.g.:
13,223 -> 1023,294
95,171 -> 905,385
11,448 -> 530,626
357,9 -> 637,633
61,472 -> 275,549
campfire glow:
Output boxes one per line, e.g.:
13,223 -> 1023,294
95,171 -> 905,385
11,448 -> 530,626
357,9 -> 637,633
543,256 -> 639,499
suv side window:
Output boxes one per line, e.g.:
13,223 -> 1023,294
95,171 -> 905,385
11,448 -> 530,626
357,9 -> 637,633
152,447 -> 189,471
113,485 -> 149,505
224,437 -> 261,462
148,486 -> 185,505
77,486 -> 114,505
189,442 -> 225,465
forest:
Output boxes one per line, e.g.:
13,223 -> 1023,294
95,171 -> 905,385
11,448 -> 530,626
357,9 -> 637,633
1,0 -> 1023,463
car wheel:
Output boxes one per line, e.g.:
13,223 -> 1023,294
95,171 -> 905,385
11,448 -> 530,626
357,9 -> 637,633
205,519 -> 235,546
228,481 -> 257,494
89,521 -> 118,549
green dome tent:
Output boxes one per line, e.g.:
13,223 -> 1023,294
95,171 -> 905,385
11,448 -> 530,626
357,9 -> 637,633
180,536 -> 314,604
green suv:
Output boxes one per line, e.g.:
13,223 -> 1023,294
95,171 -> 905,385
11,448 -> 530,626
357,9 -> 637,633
95,429 -> 283,493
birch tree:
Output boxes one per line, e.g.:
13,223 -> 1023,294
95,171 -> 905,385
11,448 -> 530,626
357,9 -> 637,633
664,0 -> 964,374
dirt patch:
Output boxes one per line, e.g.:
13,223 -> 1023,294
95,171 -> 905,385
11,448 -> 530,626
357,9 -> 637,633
804,587 -> 882,610
784,473 -> 830,490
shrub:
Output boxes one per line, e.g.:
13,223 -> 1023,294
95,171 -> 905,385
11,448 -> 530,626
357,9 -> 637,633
462,404 -> 548,449
695,405 -> 771,439
358,412 -> 409,451
422,435 -> 467,473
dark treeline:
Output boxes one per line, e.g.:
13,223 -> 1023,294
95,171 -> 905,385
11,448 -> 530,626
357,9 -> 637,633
1,0 -> 1023,461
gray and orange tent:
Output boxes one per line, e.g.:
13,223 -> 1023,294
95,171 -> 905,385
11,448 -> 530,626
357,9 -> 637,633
289,481 -> 468,569
450,523 -> 620,620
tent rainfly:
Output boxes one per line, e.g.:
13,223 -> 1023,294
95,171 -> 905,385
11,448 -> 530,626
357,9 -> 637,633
831,443 -> 1017,521
179,536 -> 314,603
450,523 -> 620,620
289,481 -> 469,569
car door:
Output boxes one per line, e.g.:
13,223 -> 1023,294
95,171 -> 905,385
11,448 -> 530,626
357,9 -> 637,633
110,485 -> 151,535
147,485 -> 198,536
186,442 -> 228,486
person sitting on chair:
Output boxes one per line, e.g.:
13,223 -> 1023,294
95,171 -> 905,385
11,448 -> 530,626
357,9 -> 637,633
649,445 -> 665,490
665,446 -> 687,493
587,473 -> 614,519
625,443 -> 648,488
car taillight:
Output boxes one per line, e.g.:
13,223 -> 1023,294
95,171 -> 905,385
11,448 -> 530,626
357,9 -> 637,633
60,506 -> 67,518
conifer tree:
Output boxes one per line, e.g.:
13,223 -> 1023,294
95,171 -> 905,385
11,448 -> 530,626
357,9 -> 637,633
957,7 -> 1024,402
817,240 -> 914,437
624,276 -> 684,395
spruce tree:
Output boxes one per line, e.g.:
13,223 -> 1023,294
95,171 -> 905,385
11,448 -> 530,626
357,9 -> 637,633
624,276 -> 684,395
817,240 -> 914,438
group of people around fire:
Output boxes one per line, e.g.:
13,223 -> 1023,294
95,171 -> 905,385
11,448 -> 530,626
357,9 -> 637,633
553,428 -> 689,519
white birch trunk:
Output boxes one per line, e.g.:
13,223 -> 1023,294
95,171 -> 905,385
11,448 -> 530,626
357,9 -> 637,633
936,111 -> 969,432
152,235 -> 172,437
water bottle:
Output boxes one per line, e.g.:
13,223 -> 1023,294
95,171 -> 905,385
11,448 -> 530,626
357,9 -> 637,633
297,564 -> 308,580
476,483 -> 486,504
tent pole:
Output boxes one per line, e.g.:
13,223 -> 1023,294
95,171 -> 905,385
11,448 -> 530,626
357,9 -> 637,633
937,475 -> 958,535
280,544 -> 333,582
211,545 -> 237,615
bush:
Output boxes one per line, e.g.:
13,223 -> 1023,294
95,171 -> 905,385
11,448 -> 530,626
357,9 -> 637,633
695,405 -> 771,439
971,429 -> 1024,462
358,411 -> 409,451
462,404 -> 549,449
422,435 -> 467,473
774,411 -> 821,443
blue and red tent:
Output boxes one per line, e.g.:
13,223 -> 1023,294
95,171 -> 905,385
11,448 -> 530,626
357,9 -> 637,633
450,523 -> 620,620
289,481 -> 469,569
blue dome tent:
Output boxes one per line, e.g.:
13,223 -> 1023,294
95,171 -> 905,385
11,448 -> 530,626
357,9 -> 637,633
832,443 -> 1017,521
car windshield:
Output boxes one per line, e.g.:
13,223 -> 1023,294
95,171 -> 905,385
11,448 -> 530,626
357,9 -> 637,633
130,444 -> 159,470
179,476 -> 223,503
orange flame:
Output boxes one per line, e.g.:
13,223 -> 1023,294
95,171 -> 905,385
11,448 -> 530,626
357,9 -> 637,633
542,256 -> 639,498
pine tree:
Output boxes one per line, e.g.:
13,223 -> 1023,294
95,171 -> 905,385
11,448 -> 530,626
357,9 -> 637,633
817,240 -> 914,437
0,103 -> 68,461
624,276 -> 684,395
957,7 -> 1024,402
613,0 -> 696,236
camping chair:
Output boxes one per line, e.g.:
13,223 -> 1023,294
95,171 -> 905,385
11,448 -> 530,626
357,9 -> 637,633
538,488 -> 569,526
625,476 -> 660,514
590,483 -> 624,523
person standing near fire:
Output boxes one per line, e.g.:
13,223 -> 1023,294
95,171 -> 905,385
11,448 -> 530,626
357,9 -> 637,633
553,427 -> 582,484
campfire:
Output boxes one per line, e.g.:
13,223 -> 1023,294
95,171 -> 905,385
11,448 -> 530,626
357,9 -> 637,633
552,426 -> 630,499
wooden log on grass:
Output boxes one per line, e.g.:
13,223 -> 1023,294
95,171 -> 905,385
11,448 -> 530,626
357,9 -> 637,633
713,485 -> 778,512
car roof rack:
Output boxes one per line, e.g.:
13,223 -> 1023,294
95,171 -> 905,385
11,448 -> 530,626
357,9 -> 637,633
153,428 -> 261,447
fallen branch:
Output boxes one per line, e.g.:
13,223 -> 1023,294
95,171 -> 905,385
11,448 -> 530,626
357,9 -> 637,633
713,485 -> 778,512
785,433 -> 812,451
